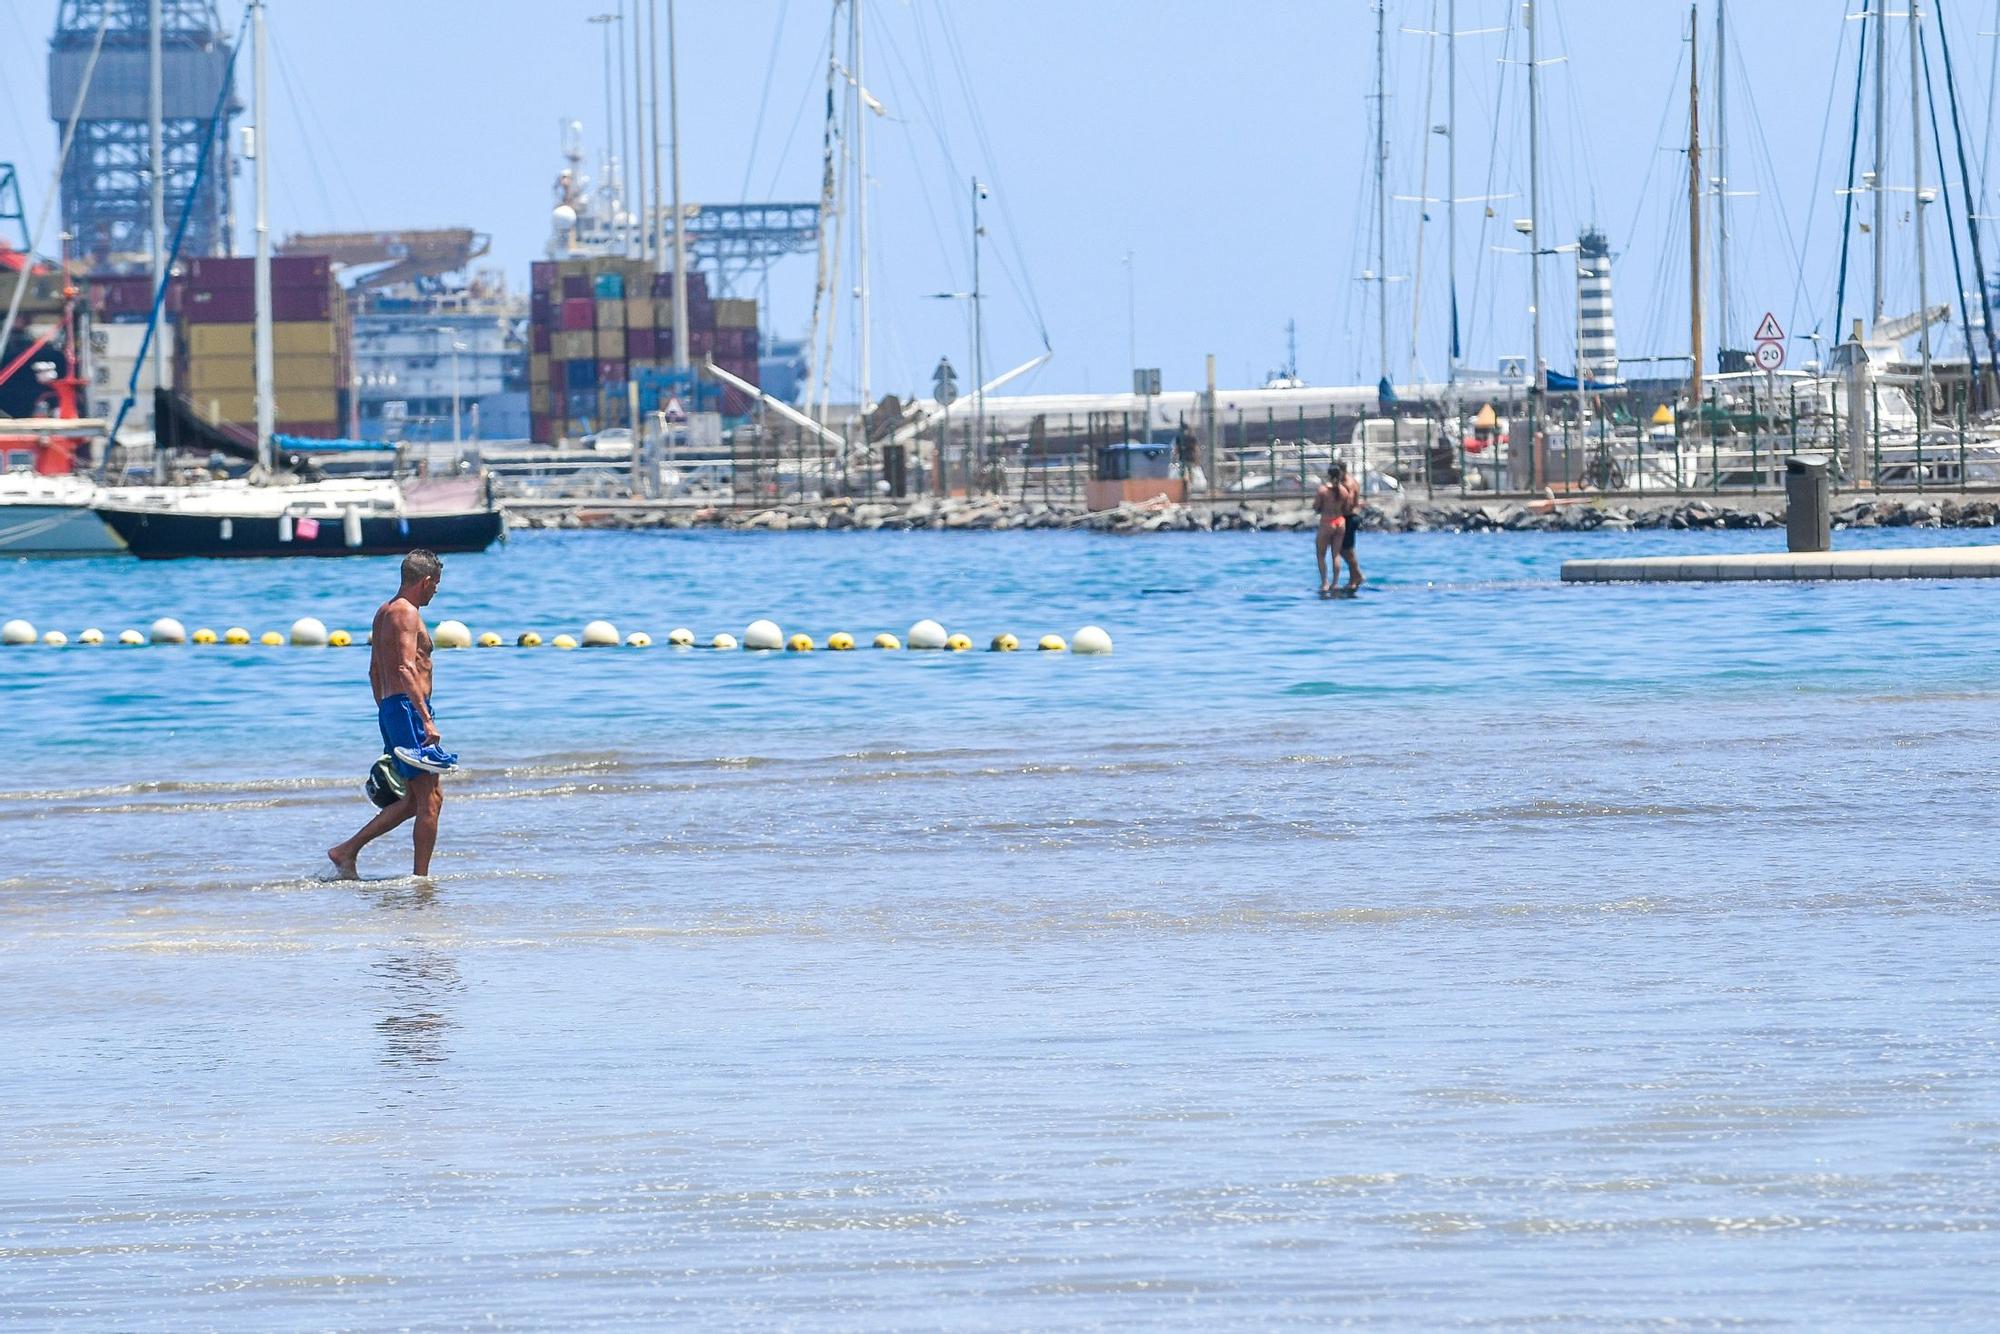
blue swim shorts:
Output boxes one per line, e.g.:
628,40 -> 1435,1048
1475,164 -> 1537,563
377,693 -> 434,779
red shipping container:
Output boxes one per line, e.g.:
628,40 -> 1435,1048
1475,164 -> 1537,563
560,298 -> 594,331
627,327 -> 657,358
181,286 -> 255,322
597,359 -> 627,383
649,271 -> 708,302
687,329 -> 714,357
531,323 -> 551,353
531,261 -> 556,294
271,288 -> 332,322
562,275 -> 590,300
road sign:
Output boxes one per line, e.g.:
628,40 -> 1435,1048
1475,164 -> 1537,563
1754,341 -> 1786,371
932,356 -> 958,407
1753,311 -> 1786,343
1132,367 -> 1161,396
663,395 -> 686,422
1498,356 -> 1527,383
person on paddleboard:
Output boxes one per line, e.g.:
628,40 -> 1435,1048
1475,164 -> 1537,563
328,550 -> 458,880
1313,464 -> 1347,596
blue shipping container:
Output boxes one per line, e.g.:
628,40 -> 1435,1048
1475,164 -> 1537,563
592,272 -> 625,300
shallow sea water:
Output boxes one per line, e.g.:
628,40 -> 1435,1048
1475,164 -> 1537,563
3,526 -> 1999,1329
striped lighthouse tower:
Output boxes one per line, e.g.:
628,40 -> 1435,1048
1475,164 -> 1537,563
1576,227 -> 1618,382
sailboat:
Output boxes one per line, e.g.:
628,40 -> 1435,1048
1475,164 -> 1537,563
88,0 -> 502,561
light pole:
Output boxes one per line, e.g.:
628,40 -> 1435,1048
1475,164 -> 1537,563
436,326 -> 465,446
1122,250 -> 1136,392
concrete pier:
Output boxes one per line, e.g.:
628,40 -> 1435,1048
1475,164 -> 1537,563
1561,546 -> 2000,583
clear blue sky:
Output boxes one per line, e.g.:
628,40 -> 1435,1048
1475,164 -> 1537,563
5,1 -> 1995,397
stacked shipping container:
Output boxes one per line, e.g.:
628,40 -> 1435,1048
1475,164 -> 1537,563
527,256 -> 760,444
171,256 -> 350,438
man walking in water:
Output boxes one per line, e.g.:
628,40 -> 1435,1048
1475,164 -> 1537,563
328,550 -> 457,880
1336,461 -> 1365,592
1313,464 -> 1347,596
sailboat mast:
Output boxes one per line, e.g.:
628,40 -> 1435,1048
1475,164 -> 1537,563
1714,0 -> 1730,359
1688,2 -> 1705,414
1873,0 -> 1887,329
971,177 -> 986,483
1446,0 -> 1458,405
647,0 -> 665,275
618,0 -> 633,255
1374,0 -> 1389,390
667,0 -> 689,375
630,0 -> 648,260
1911,0 -> 1931,430
853,0 -> 870,413
1527,0 -> 1545,411
251,0 -> 273,469
148,0 -> 165,389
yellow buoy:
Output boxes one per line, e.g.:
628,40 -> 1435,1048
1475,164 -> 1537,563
710,632 -> 738,650
42,630 -> 68,646
551,633 -> 579,650
477,631 -> 503,648
117,629 -> 144,645
990,633 -> 1019,652
328,629 -> 353,647
667,627 -> 695,647
1038,634 -> 1067,652
827,631 -> 856,651
945,633 -> 973,652
872,633 -> 900,650
78,628 -> 104,645
224,626 -> 251,645
259,631 -> 284,646
517,631 -> 543,647
191,627 -> 219,644
787,632 -> 816,652
626,632 -> 652,648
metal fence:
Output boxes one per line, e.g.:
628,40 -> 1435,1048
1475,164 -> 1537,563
494,376 -> 2000,506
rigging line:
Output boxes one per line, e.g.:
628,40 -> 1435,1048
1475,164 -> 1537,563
870,24 -> 958,320
1835,2 -> 1872,347
904,4 -> 973,276
755,30 -> 824,202
1934,0 -> 1999,388
1921,29 -> 1977,374
932,1 -> 1049,344
737,0 -> 794,202
268,30 -> 342,229
1725,8 -> 1844,343
1409,0 -> 1441,384
1621,34 -> 1687,361
1467,8 -> 1514,373
1980,0 -> 1999,209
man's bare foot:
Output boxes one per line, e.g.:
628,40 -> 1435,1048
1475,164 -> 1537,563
326,846 -> 359,880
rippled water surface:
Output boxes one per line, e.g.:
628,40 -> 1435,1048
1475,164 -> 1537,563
4,527 -> 2000,1329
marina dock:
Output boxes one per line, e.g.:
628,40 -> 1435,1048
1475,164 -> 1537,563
1561,545 -> 2000,583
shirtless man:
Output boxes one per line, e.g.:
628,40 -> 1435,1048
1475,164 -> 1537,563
328,550 -> 455,880
1312,464 -> 1347,595
1337,463 -> 1365,592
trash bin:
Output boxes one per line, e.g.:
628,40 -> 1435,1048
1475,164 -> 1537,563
1785,455 -> 1831,554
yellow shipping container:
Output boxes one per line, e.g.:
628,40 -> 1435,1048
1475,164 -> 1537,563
271,321 -> 338,356
596,328 -> 626,359
530,353 -> 550,385
595,301 -> 623,330
530,383 -> 551,413
624,296 -> 654,328
272,355 -> 340,390
187,324 -> 254,358
552,330 -> 595,360
193,389 -> 340,424
182,358 -> 256,392
715,299 -> 758,330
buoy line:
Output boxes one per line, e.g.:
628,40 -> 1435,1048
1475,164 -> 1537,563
2,617 -> 1114,656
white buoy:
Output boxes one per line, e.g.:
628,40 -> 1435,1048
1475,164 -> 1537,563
907,618 -> 948,650
667,627 -> 695,647
42,630 -> 67,646
342,504 -> 363,548
1,619 -> 35,646
149,617 -> 187,645
744,619 -> 784,651
78,628 -> 103,645
289,616 -> 329,647
711,632 -> 738,650
433,619 -> 473,649
626,631 -> 652,648
117,629 -> 144,645
1072,625 -> 1114,656
581,619 -> 620,647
